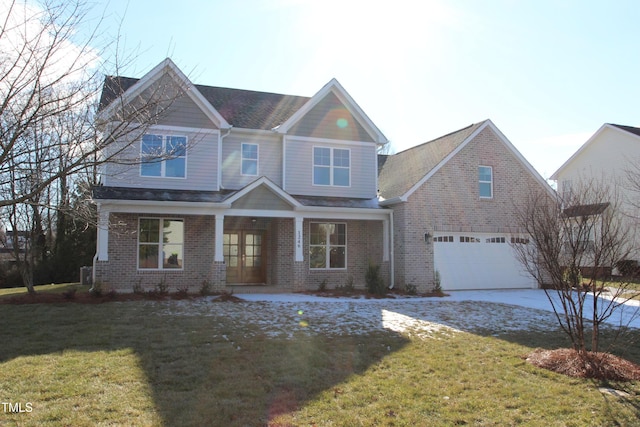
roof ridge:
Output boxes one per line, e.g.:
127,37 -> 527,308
394,122 -> 479,155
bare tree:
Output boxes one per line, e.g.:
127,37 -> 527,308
0,0 -> 184,292
511,180 -> 638,357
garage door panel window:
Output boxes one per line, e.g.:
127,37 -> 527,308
433,235 -> 453,242
460,236 -> 480,243
486,236 -> 506,243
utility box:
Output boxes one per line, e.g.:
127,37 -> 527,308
80,266 -> 92,285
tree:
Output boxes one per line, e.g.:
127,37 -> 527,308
511,180 -> 638,358
0,0 -> 182,293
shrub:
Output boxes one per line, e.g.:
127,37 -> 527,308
433,270 -> 442,293
405,283 -> 418,295
365,263 -> 386,295
62,287 -> 77,300
133,279 -> 144,295
199,279 -> 212,296
156,277 -> 168,295
174,286 -> 189,299
318,279 -> 328,292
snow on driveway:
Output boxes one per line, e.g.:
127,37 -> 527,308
154,289 -> 639,340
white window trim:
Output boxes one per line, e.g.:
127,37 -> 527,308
312,146 -> 351,187
140,134 -> 188,179
137,217 -> 185,271
241,143 -> 259,176
479,165 -> 493,199
309,222 -> 347,270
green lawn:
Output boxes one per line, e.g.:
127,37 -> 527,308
0,298 -> 639,426
0,283 -> 86,298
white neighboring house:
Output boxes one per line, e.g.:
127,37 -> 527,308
551,123 -> 640,269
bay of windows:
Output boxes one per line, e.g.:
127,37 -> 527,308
141,134 -> 187,178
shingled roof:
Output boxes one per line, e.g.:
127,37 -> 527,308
378,122 -> 485,200
99,75 -> 310,131
609,124 -> 640,138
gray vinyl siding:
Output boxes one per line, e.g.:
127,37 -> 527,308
157,93 -> 217,129
221,133 -> 282,190
284,138 -> 377,198
287,92 -> 375,142
231,186 -> 293,210
102,128 -> 219,191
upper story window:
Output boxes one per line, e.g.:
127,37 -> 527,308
141,134 -> 187,178
241,143 -> 258,176
313,147 -> 350,186
478,165 -> 493,198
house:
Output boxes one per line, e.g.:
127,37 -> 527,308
551,123 -> 640,269
377,120 -> 555,291
92,59 -> 391,293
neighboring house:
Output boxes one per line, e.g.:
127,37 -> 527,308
378,120 -> 555,291
93,59 -> 391,293
0,230 -> 28,265
551,123 -> 640,267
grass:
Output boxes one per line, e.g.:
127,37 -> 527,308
0,299 -> 639,426
0,283 -> 86,299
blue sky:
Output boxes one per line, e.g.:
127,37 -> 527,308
89,0 -> 640,180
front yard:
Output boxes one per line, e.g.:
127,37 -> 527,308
0,294 -> 639,426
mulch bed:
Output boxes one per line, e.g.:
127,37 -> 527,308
525,348 -> 640,381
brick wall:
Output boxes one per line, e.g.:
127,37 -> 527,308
94,214 -> 388,293
94,213 -> 224,293
391,126 -> 547,292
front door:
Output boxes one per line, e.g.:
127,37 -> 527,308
223,231 -> 265,283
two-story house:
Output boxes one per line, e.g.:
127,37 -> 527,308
551,123 -> 640,271
92,59 -> 391,292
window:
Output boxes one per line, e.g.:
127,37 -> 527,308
511,236 -> 530,244
433,235 -> 453,242
486,236 -> 506,243
141,134 -> 187,178
460,236 -> 480,243
241,143 -> 258,176
479,165 -> 493,198
310,222 -> 346,269
313,147 -> 350,186
138,218 -> 184,269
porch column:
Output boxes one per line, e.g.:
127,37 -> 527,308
214,214 -> 224,262
294,216 -> 304,262
97,208 -> 109,261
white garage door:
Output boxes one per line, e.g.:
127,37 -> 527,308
433,233 -> 536,290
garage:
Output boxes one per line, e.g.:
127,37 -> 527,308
433,233 -> 536,290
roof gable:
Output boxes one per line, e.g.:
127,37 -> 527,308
225,176 -> 301,209
379,120 -> 554,203
97,58 -> 230,129
551,123 -> 640,180
277,78 -> 388,144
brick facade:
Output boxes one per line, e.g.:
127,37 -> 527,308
94,213 -> 389,293
390,126 -> 546,292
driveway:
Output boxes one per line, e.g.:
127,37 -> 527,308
158,289 -> 639,340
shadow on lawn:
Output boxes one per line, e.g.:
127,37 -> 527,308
0,301 -> 410,426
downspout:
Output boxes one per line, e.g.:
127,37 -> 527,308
389,209 -> 395,289
90,202 -> 101,292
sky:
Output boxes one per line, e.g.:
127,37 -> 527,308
81,0 -> 640,180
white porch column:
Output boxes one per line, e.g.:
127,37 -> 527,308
97,208 -> 109,261
383,218 -> 390,262
214,214 -> 225,262
294,216 -> 304,262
